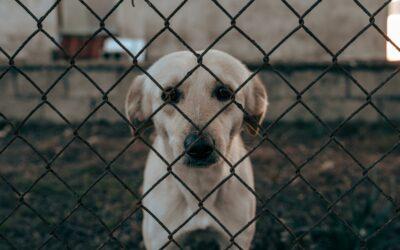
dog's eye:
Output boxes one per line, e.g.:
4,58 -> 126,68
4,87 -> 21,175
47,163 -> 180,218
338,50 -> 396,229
213,85 -> 233,102
161,87 -> 181,103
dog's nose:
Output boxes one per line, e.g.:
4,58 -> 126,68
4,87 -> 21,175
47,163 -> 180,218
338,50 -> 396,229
184,133 -> 215,160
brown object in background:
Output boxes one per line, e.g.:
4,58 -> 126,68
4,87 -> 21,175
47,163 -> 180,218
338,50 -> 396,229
54,34 -> 108,60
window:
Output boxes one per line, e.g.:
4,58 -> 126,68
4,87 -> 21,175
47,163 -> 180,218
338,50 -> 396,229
387,0 -> 400,61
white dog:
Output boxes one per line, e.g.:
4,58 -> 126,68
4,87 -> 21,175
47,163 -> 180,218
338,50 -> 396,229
125,50 -> 268,249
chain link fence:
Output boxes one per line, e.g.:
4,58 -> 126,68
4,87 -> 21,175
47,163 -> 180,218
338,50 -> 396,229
1,0 -> 400,249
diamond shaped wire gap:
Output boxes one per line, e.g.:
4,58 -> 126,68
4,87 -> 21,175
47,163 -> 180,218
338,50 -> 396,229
203,27 -> 266,63
10,0 -> 61,59
163,1 -> 247,54
48,137 -> 106,195
0,204 -> 55,249
39,154 -> 143,249
74,105 -> 138,163
10,23 -> 60,65
367,71 -> 400,128
332,0 -> 391,63
333,179 -> 397,239
22,173 -> 76,225
337,25 -> 386,62
244,134 -> 296,202
263,179 -> 329,245
300,66 -> 370,125
253,68 -> 299,116
96,202 -> 143,249
334,106 -> 400,167
251,205 -> 298,250
303,0 -> 372,55
51,204 -> 119,249
15,105 -> 75,161
105,138 -> 148,194
0,72 -> 42,121
112,0 -> 190,63
300,142 -> 363,203
0,1 -> 38,56
149,1 -> 225,52
78,173 -> 138,230
0,136 -> 47,193
235,2 -> 326,60
266,107 -> 331,165
212,0 -> 305,62
71,35 -> 136,91
268,26 -> 332,63
367,145 -> 400,205
297,211 -> 362,249
143,26 -> 214,61
38,170 -> 115,248
45,69 -> 104,122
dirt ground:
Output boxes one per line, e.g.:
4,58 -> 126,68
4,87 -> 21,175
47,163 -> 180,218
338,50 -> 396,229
0,121 -> 399,250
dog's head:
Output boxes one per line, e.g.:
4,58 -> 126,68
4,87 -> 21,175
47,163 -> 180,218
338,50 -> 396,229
125,50 -> 268,168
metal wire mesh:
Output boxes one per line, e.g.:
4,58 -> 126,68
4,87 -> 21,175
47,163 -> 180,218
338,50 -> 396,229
0,0 -> 399,249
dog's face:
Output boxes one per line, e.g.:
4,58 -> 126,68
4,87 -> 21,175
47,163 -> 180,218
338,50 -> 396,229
125,50 -> 268,168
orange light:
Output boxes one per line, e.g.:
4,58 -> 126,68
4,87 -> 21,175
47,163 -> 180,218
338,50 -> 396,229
387,0 -> 400,61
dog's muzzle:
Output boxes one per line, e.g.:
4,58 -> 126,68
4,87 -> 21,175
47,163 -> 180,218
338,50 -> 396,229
183,132 -> 218,167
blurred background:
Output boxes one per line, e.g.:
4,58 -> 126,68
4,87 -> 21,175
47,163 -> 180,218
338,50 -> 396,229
0,0 -> 399,249
1,0 -> 400,122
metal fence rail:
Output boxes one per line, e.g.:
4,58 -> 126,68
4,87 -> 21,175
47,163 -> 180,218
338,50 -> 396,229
0,0 -> 399,249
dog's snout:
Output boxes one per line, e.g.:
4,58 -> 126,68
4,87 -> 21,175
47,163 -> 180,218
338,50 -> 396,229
184,133 -> 218,166
184,133 -> 214,159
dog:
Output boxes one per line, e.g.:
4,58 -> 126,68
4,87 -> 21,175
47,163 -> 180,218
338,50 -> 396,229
125,50 -> 268,249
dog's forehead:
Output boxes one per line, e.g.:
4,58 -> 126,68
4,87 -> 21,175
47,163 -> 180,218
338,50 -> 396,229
147,50 -> 249,88
147,51 -> 195,84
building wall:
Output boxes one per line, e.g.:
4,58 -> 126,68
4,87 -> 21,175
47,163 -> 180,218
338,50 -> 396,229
0,0 -> 390,64
137,0 -> 388,63
61,0 -> 119,35
0,0 -> 58,62
1,65 -> 398,123
1,1 -> 396,124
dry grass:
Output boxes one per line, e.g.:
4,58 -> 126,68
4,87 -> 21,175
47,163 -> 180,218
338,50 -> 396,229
0,121 -> 399,249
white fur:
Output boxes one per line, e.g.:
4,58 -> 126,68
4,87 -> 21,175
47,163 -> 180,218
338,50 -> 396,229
125,50 -> 268,249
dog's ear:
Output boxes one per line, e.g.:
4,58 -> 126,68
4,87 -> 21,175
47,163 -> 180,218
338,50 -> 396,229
244,74 -> 268,135
125,75 -> 153,134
